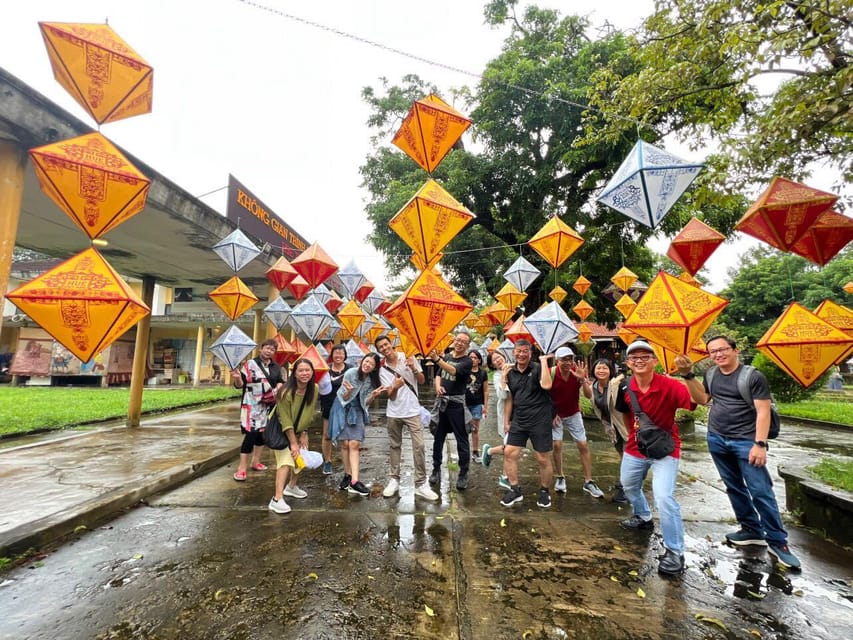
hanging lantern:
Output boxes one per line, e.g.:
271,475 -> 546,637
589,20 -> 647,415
263,296 -> 292,331
503,255 -> 541,292
601,280 -> 648,304
291,336 -> 307,358
310,283 -> 333,307
549,286 -> 568,303
614,293 -> 638,319
813,299 -> 853,363
527,216 -> 584,269
289,294 -> 334,342
29,132 -> 151,240
39,22 -> 153,125
383,269 -> 473,356
497,338 -> 515,364
789,211 -> 853,267
524,301 -> 579,354
208,276 -> 259,321
296,344 -> 330,383
337,260 -> 367,298
735,177 -> 838,252
272,333 -> 296,366
677,272 -> 700,287
212,228 -> 261,272
321,318 -> 342,343
495,283 -> 527,311
363,290 -> 386,315
617,326 -> 639,346
597,140 -> 704,228
325,290 -> 344,315
610,266 -> 638,292
345,339 -> 368,367
265,256 -> 299,291
481,301 -> 514,326
463,311 -> 480,329
666,217 -> 726,276
392,94 -> 472,173
505,315 -> 534,344
623,271 -> 728,355
651,339 -> 709,374
389,179 -> 475,268
336,299 -> 366,339
314,342 -> 329,360
287,274 -> 311,301
5,247 -> 149,362
208,325 -> 256,370
572,300 -> 594,321
355,280 -> 375,304
756,302 -> 853,387
474,315 -> 494,334
366,315 -> 385,344
845,282 -> 853,295
291,242 -> 339,289
572,275 -> 592,297
577,322 -> 593,344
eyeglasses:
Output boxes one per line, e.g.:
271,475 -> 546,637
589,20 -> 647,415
627,355 -> 654,363
708,347 -> 733,357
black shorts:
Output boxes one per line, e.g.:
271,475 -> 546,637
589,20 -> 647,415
506,424 -> 553,453
320,394 -> 335,419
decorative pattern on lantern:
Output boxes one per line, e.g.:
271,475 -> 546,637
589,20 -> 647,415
363,290 -> 387,315
337,260 -> 367,298
735,177 -> 839,252
297,344 -> 331,384
209,325 -> 256,370
549,286 -> 568,303
481,302 -> 514,326
5,247 -> 150,362
463,312 -> 480,329
527,216 -> 584,269
617,326 -> 639,346
273,334 -> 296,366
389,179 -> 475,268
572,275 -> 591,296
345,339 -> 367,366
813,299 -> 853,363
325,290 -> 344,315
623,271 -> 728,355
354,280 -> 375,304
310,283 -> 333,307
677,272 -> 700,287
504,255 -> 541,292
495,283 -> 527,311
756,302 -> 853,387
610,266 -> 638,292
789,210 -> 853,266
651,339 -> 709,374
614,293 -> 638,319
287,275 -> 311,301
392,94 -> 472,173
39,22 -> 153,125
666,217 -> 725,276
208,276 -> 259,321
577,322 -> 593,344
336,299 -> 367,339
497,338 -> 515,363
265,256 -> 299,291
289,295 -> 334,343
384,269 -> 473,356
263,296 -> 292,331
572,300 -> 594,321
291,243 -> 338,289
524,301 -> 579,354
505,316 -> 534,344
212,228 -> 261,272
29,132 -> 151,240
597,140 -> 704,229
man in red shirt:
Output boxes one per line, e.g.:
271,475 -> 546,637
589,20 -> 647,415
549,346 -> 604,498
615,340 -> 695,576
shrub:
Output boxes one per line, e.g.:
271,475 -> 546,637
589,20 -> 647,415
751,352 -> 829,403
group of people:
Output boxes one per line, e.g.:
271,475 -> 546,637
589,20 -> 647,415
231,330 -> 801,577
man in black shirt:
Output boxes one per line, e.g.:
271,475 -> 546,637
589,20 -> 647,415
428,333 -> 474,490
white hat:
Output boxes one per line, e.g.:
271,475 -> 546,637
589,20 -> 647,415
625,340 -> 655,355
554,346 -> 575,359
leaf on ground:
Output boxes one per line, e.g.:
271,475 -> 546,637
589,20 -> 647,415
636,587 -> 645,598
522,631 -> 533,640
424,604 -> 435,617
793,589 -> 804,597
748,630 -> 762,638
610,576 -> 619,583
307,572 -> 318,580
367,575 -> 375,580
214,589 -> 226,601
530,528 -> 536,533
436,516 -> 444,520
132,553 -> 143,560
73,525 -> 87,534
628,570 -> 638,576
613,545 -> 623,551
695,614 -> 728,631
500,519 -> 506,527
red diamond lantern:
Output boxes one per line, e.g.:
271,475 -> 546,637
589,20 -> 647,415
291,243 -> 339,289
789,211 -> 853,266
666,217 -> 726,276
287,275 -> 311,301
266,256 -> 299,291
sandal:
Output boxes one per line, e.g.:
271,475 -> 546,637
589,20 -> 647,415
233,470 -> 247,481
251,463 -> 268,471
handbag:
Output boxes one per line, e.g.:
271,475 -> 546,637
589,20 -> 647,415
626,388 -> 676,459
264,393 -> 307,450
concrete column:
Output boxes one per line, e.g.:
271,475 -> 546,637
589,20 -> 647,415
192,323 -> 204,387
252,309 -> 262,356
266,283 -> 278,338
0,138 -> 27,339
127,276 -> 155,427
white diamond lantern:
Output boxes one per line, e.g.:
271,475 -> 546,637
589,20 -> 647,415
363,290 -> 386,315
356,312 -> 376,340
324,317 -> 342,340
338,260 -> 367,298
345,338 -> 366,366
504,255 -> 541,292
314,342 -> 329,359
524,301 -> 579,354
597,140 -> 704,229
311,283 -> 333,306
212,228 -> 261,272
209,324 -> 256,370
497,338 -> 516,364
289,294 -> 334,342
263,296 -> 292,331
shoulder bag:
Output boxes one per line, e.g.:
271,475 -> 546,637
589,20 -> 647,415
626,387 -> 676,459
264,393 -> 307,450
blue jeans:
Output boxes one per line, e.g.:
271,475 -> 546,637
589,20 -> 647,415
707,432 -> 788,546
620,452 -> 683,554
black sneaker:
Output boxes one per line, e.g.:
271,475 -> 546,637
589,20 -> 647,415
611,485 -> 629,504
536,487 -> 551,508
500,486 -> 523,507
725,529 -> 767,547
348,480 -> 369,496
456,473 -> 468,490
657,548 -> 685,575
620,515 -> 654,530
428,468 -> 441,485
338,473 -> 352,491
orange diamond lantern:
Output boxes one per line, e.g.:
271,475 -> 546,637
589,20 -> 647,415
463,312 -> 479,329
623,271 -> 728,355
814,299 -> 853,363
651,339 -> 709,374
39,22 -> 153,125
572,275 -> 592,296
297,344 -> 331,384
272,334 -> 296,366
336,299 -> 366,339
481,302 -> 514,326
391,94 -> 472,173
573,300 -> 594,321
845,282 -> 853,295
291,243 -> 338,289
390,179 -> 474,268
265,256 -> 299,291
614,293 -> 638,319
527,216 -> 584,269
617,326 -> 639,346
505,315 -> 534,344
666,217 -> 726,276
209,276 -> 259,320
789,211 -> 853,267
6,248 -> 149,362
384,270 -> 473,356
287,275 -> 311,301
756,302 -> 853,387
611,266 -> 638,292
577,322 -> 593,344
29,132 -> 150,240
549,286 -> 568,303
475,315 -> 494,334
735,177 -> 838,252
677,271 -> 700,287
495,283 -> 527,311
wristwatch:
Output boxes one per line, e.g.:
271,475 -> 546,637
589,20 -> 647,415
754,440 -> 768,449
682,372 -> 696,380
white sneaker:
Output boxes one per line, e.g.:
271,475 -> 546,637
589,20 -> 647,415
284,485 -> 308,499
268,497 -> 291,514
382,478 -> 400,498
555,476 -> 567,493
414,483 -> 440,501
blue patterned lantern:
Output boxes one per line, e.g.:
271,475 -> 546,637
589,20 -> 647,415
263,296 -> 292,331
503,255 -> 541,293
524,301 -> 579,354
289,294 -> 334,342
212,228 -> 261,272
209,324 -> 256,370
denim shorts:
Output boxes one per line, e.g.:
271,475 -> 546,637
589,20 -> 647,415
468,405 -> 484,420
552,412 -> 586,443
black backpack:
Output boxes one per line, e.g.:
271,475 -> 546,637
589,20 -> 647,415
705,365 -> 780,439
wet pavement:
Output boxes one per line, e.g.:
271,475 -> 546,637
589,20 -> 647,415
0,398 -> 851,639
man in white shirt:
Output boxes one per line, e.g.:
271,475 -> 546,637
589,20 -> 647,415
375,335 -> 439,501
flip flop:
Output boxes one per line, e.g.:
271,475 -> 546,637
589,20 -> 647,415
233,470 -> 247,481
251,463 -> 268,471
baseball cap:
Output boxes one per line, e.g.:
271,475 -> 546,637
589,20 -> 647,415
554,346 -> 575,359
625,340 -> 655,355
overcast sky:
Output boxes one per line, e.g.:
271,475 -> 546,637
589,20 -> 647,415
4,0 -> 830,296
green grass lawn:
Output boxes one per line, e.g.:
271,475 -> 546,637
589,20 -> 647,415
0,386 -> 241,437
776,400 -> 853,426
807,458 -> 853,493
